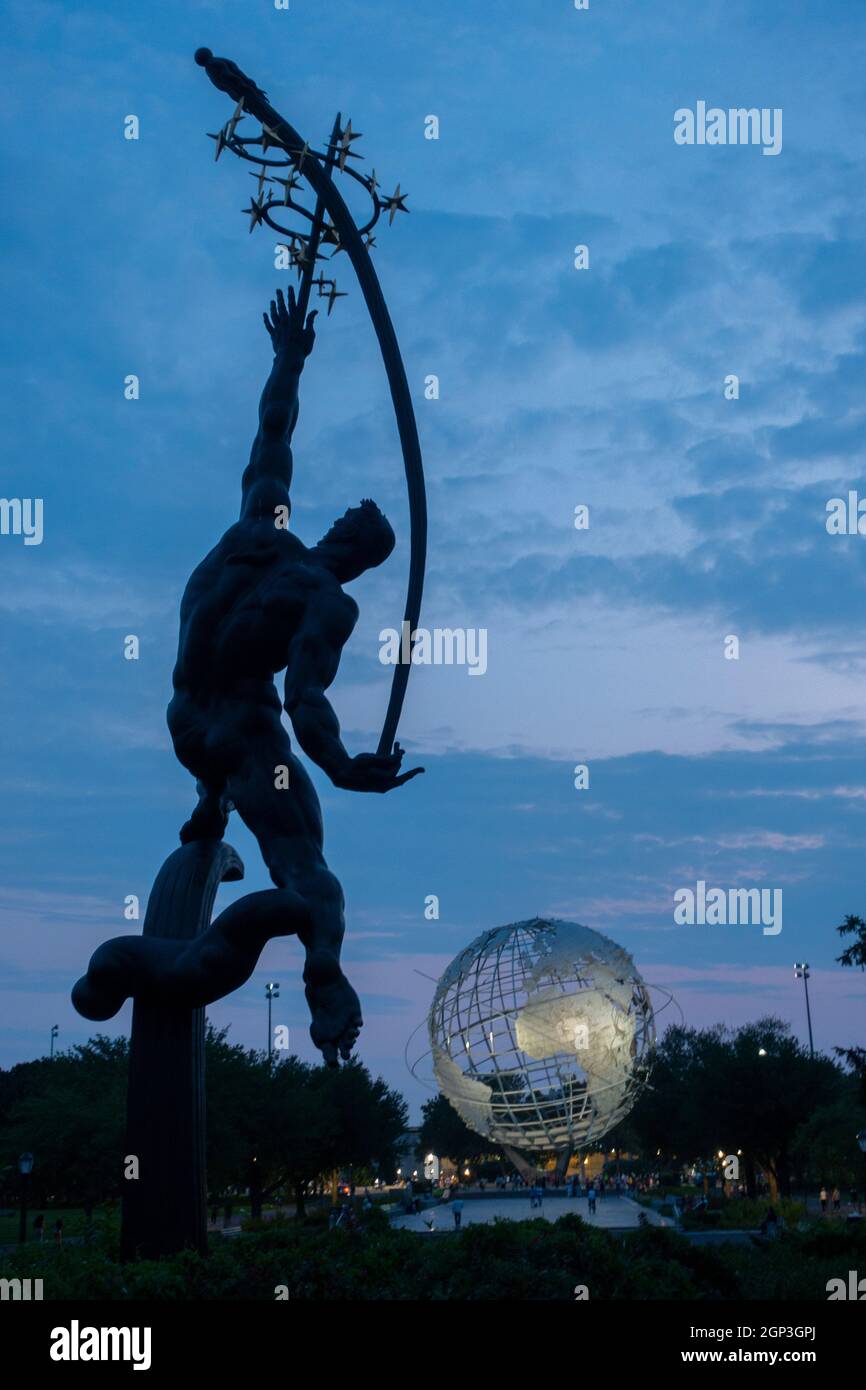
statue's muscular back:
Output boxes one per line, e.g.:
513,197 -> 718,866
167,516 -> 358,785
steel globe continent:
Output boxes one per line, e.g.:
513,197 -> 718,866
429,918 -> 655,1153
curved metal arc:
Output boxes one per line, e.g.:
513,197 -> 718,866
231,88 -> 427,757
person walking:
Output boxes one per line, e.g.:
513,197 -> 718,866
587,1184 -> 597,1216
819,1186 -> 828,1214
33,1214 -> 44,1243
452,1196 -> 464,1229
832,1187 -> 841,1212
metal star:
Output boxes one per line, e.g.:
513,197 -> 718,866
381,184 -> 409,225
227,99 -> 246,138
208,127 -> 231,161
319,219 -> 341,246
242,191 -> 269,232
312,276 -> 347,314
270,171 -> 302,204
366,168 -> 380,195
250,166 -> 272,197
290,238 -> 309,266
260,122 -> 285,153
364,234 -> 377,251
335,118 -> 363,172
291,141 -> 312,173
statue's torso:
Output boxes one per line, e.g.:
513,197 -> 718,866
170,521 -> 357,708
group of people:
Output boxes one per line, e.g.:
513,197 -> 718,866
818,1185 -> 851,1213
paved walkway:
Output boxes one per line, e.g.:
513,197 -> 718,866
392,1194 -> 667,1232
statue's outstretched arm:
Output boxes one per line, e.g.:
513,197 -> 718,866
240,287 -> 317,520
289,683 -> 424,794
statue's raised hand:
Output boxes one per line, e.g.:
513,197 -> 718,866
263,286 -> 317,359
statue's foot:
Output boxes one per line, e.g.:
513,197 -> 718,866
306,969 -> 363,1067
180,796 -> 229,845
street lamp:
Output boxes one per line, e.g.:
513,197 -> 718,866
794,963 -> 814,1057
265,981 -> 280,1062
18,1152 -> 33,1244
50,1024 -> 59,1059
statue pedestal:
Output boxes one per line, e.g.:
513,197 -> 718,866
121,840 -> 243,1261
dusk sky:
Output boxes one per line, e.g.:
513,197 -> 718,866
2,0 -> 865,1118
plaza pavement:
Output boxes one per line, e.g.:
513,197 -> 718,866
392,1193 -> 670,1231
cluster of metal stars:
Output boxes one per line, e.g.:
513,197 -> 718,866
206,100 -> 409,314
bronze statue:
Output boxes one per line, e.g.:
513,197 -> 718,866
167,285 -> 422,1062
74,288 -> 422,1066
73,53 -> 428,1254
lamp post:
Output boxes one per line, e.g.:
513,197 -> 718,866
50,1024 -> 59,1059
794,963 -> 814,1057
265,981 -> 280,1062
18,1152 -> 33,1244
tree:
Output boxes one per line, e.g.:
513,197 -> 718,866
831,914 -> 866,1106
835,914 -> 866,971
791,1098 -> 866,1190
0,1037 -> 128,1220
418,1093 -> 490,1167
627,1019 -> 845,1199
205,1029 -> 407,1216
706,1019 -> 841,1201
0,1027 -> 410,1225
205,1029 -> 334,1219
317,1060 -> 408,1180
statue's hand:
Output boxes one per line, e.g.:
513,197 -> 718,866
336,742 -> 424,793
263,286 -> 317,359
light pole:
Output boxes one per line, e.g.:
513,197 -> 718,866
265,981 -> 280,1062
18,1152 -> 33,1244
50,1024 -> 59,1059
794,963 -> 814,1057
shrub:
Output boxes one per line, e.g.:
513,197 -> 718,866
0,1208 -> 859,1300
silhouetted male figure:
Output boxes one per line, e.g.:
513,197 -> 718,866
166,286 -> 422,1063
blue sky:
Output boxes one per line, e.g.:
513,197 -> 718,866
2,0 -> 865,1117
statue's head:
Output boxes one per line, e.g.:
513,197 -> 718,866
194,48 -> 213,67
315,499 -> 395,582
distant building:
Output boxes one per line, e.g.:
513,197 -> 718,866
395,1128 -> 421,1181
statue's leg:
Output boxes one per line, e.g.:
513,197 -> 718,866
167,694 -> 231,844
179,778 -> 230,845
228,742 -> 362,1065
